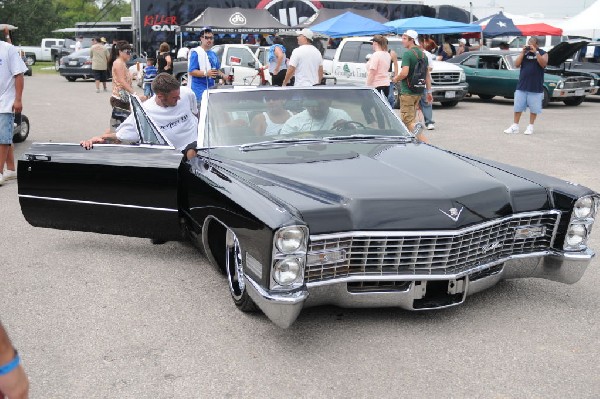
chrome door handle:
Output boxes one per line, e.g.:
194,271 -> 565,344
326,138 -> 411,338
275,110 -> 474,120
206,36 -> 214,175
25,153 -> 51,162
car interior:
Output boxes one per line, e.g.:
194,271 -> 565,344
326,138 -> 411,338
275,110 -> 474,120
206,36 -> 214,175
205,89 -> 408,147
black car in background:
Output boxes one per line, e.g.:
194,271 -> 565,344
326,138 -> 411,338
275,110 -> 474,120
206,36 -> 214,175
58,48 -> 145,82
550,40 -> 600,96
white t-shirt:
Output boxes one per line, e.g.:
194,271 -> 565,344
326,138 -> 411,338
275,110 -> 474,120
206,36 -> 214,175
288,44 -> 323,87
0,41 -> 29,113
280,107 -> 351,134
117,87 -> 198,151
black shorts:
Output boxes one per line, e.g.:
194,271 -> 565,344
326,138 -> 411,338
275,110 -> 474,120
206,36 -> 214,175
93,69 -> 108,82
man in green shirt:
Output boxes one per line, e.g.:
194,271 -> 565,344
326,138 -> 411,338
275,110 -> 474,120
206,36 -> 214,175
392,29 -> 432,142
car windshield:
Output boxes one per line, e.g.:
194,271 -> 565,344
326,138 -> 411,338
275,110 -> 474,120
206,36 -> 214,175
204,88 -> 408,147
507,55 -> 520,68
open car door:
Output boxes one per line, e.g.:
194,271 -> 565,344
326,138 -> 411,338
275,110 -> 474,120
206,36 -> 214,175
18,96 -> 185,241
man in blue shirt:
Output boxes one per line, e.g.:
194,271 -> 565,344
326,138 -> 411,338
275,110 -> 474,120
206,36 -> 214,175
188,28 -> 224,107
504,37 -> 548,135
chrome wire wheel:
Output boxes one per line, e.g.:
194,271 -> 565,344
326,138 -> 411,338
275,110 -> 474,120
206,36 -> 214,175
226,230 -> 245,301
224,229 -> 257,312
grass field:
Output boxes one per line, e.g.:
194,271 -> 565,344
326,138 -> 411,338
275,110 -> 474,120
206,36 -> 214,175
31,61 -> 57,74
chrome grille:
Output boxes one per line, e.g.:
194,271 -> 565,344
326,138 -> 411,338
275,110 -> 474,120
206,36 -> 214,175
431,72 -> 461,85
563,76 -> 594,89
305,212 -> 559,283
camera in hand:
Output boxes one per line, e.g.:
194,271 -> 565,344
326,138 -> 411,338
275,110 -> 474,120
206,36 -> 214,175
525,46 -> 531,52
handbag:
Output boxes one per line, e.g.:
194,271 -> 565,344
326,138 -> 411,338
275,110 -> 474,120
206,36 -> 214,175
118,89 -> 131,103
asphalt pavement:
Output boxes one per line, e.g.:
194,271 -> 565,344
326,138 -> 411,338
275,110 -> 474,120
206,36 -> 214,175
1,73 -> 599,398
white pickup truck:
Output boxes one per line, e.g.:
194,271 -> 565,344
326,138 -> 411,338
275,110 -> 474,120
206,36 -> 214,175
323,37 -> 469,107
18,38 -> 64,65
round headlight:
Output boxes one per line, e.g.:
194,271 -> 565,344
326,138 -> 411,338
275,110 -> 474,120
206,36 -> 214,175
273,258 -> 302,286
557,81 -> 564,89
275,227 -> 305,253
566,224 -> 587,246
574,197 -> 594,219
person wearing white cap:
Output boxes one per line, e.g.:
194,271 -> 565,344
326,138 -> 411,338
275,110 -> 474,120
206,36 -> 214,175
392,29 -> 432,142
282,28 -> 323,87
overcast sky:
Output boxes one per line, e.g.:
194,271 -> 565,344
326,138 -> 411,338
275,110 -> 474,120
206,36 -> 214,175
426,0 -> 594,19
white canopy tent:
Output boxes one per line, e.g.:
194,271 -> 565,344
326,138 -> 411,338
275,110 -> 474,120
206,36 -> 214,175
559,0 -> 600,39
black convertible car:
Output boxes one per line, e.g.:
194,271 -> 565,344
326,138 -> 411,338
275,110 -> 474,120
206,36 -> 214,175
18,87 -> 598,327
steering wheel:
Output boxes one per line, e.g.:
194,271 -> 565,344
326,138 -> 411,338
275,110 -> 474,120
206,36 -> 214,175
333,120 -> 367,130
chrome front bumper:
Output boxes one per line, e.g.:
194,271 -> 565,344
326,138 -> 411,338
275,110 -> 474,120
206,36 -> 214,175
431,84 -> 469,101
551,86 -> 599,97
246,249 -> 595,328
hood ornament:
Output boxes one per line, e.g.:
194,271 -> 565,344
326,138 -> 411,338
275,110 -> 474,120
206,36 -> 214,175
439,206 -> 464,222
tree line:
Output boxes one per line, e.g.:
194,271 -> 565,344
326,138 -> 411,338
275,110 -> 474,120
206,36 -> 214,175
2,0 -> 131,45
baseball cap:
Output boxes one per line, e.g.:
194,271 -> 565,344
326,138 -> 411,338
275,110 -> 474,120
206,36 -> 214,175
198,26 -> 212,37
100,37 -> 107,43
403,29 -> 419,45
297,28 -> 314,41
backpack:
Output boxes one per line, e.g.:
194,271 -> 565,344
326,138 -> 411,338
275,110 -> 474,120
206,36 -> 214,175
407,49 -> 428,94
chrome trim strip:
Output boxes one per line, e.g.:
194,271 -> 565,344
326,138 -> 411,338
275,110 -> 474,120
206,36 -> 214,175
304,251 -> 550,288
22,142 -> 176,150
18,194 -> 177,212
309,210 -> 561,241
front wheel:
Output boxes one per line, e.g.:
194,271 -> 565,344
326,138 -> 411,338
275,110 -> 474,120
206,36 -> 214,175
225,229 -> 257,312
25,54 -> 36,66
12,115 -> 30,143
542,88 -> 550,108
563,96 -> 585,106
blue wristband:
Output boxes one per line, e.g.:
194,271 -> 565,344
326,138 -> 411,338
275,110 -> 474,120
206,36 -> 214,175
0,350 -> 20,376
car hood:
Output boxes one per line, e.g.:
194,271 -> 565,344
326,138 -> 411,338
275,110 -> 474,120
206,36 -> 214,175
431,60 -> 464,72
547,40 -> 589,67
215,142 -> 550,233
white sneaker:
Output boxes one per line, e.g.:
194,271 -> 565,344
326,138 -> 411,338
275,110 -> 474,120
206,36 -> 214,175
524,125 -> 534,135
426,123 -> 435,130
503,123 -> 519,134
0,173 -> 3,186
3,169 -> 17,181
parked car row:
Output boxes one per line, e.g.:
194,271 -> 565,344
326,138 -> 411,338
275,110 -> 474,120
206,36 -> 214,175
57,39 -> 600,108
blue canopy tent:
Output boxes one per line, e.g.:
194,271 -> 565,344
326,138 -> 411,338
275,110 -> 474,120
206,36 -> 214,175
385,16 -> 482,34
310,12 -> 394,38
